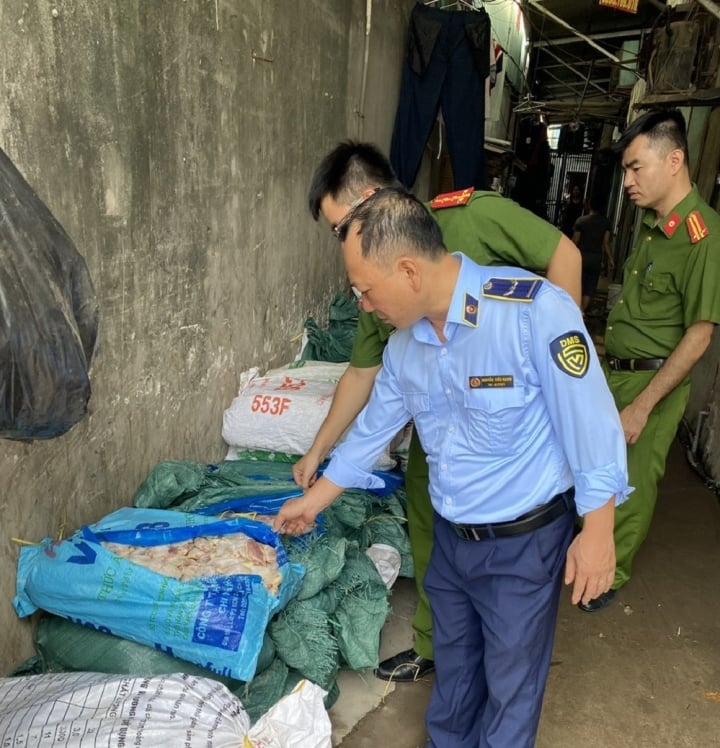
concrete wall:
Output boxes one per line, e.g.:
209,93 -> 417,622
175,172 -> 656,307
0,0 -> 414,671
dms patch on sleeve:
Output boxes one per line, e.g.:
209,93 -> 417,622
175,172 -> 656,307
549,331 -> 589,378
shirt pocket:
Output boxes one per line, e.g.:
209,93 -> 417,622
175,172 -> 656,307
639,270 -> 672,298
401,392 -> 439,455
464,387 -> 526,454
638,271 -> 678,318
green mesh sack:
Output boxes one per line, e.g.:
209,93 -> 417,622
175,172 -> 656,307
285,535 -> 348,601
132,458 -> 298,511
329,546 -> 391,670
132,460 -> 208,508
223,448 -> 298,464
6,656 -> 44,677
268,599 -> 338,690
238,661 -> 339,723
381,489 -> 408,519
296,585 -> 341,614
235,657 -> 290,723
361,514 -> 414,578
300,292 -> 358,363
323,490 -> 372,532
211,459 -> 296,483
32,613 -> 276,682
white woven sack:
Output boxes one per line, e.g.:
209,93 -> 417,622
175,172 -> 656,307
223,364 -> 401,470
0,672 -> 330,747
222,367 -> 340,457
266,360 -> 349,382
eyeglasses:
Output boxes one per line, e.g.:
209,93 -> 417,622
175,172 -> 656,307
331,187 -> 381,241
350,286 -> 365,304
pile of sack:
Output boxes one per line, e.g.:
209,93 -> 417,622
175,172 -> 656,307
11,320 -> 414,739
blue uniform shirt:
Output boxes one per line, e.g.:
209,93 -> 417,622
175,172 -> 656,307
325,254 -> 631,521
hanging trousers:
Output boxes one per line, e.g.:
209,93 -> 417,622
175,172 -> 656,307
390,2 -> 490,191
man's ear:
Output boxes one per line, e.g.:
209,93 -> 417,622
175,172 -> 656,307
396,257 -> 422,290
668,147 -> 685,175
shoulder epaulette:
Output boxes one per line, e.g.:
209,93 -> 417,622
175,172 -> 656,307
686,210 -> 709,244
482,277 -> 543,302
430,186 -> 474,210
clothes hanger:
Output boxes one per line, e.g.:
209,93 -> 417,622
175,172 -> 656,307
424,0 -> 481,9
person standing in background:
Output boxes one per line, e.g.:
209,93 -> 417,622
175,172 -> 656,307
572,195 -> 615,313
559,184 -> 584,238
580,109 -> 720,612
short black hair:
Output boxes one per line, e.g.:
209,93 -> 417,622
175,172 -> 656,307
347,187 -> 446,266
615,109 -> 689,164
588,193 -> 605,213
307,141 -> 402,220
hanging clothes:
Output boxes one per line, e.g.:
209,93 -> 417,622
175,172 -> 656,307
390,2 -> 491,191
511,119 -> 553,220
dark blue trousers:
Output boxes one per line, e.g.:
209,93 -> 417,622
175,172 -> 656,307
424,510 -> 574,748
390,2 -> 490,191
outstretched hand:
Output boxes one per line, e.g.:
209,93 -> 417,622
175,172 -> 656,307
272,496 -> 319,535
273,476 -> 343,535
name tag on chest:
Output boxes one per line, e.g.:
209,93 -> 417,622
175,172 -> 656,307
469,375 -> 514,389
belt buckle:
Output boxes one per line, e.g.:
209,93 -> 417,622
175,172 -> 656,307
608,357 -> 619,371
453,523 -> 485,541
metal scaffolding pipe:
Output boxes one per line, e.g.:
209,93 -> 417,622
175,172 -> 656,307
697,0 -> 720,22
528,0 -> 621,63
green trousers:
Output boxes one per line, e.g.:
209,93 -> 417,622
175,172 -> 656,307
605,366 -> 691,589
405,428 -> 434,660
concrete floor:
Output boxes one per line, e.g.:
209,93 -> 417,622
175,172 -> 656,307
328,438 -> 720,747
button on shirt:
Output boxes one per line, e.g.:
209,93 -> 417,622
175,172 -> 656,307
326,254 -> 630,523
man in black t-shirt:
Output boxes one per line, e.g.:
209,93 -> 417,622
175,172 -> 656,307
572,196 -> 615,312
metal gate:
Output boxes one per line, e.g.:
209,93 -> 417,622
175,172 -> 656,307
546,152 -> 594,227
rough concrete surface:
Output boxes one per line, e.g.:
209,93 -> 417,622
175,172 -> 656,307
0,0 -> 413,670
330,439 -> 720,747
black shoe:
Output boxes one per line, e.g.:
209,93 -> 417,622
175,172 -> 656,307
578,589 -> 616,612
374,648 -> 435,682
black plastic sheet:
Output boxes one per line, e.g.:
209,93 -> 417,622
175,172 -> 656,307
0,147 -> 98,439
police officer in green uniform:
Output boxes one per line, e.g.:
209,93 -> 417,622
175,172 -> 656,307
295,142 -> 582,680
579,109 -> 720,612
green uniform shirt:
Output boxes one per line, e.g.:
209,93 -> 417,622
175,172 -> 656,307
605,186 -> 720,359
349,191 -> 562,367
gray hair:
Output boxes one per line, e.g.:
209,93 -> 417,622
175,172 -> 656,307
347,188 -> 446,268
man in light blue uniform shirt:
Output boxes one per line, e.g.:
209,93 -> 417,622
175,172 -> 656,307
275,188 -> 630,748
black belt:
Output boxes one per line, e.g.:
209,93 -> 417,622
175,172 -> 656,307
606,356 -> 666,372
450,489 -> 575,541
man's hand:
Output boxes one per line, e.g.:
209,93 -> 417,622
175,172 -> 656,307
564,496 -> 616,605
272,497 -> 320,535
619,401 -> 651,444
293,451 -> 323,489
565,530 -> 616,605
616,320 -> 715,445
273,476 -> 344,535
